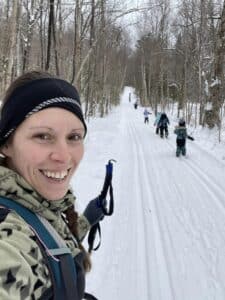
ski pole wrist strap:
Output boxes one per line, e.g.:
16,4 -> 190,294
87,159 -> 115,252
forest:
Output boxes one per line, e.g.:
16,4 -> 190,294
0,0 -> 225,140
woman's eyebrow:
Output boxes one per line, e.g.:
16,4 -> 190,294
70,128 -> 85,132
29,127 -> 85,132
28,126 -> 53,131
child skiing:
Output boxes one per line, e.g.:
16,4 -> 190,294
134,101 -> 138,109
154,112 -> 161,134
158,112 -> 170,138
174,118 -> 194,157
143,108 -> 151,124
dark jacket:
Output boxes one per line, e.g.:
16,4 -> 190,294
158,113 -> 170,128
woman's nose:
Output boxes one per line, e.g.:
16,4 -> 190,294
50,141 -> 71,163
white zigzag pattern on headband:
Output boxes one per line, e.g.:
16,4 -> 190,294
26,97 -> 81,118
4,128 -> 15,138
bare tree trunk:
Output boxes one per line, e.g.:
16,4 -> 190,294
22,0 -> 40,72
39,0 -> 45,69
84,0 -> 95,118
52,6 -> 59,75
141,58 -> 147,105
45,0 -> 54,71
15,4 -> 21,77
71,0 -> 81,88
210,0 -> 225,128
159,57 -> 164,109
5,0 -> 18,88
198,0 -> 207,125
57,0 -> 63,74
6,0 -> 10,19
99,0 -> 106,117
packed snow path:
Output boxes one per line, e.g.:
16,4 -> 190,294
73,87 -> 225,300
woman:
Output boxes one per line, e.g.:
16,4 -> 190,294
0,71 -> 105,300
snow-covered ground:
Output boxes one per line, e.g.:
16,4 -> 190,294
71,87 -> 225,300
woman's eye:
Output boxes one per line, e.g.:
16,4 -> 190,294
33,133 -> 52,141
68,133 -> 84,142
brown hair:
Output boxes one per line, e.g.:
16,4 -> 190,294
1,70 -> 91,272
64,206 -> 91,272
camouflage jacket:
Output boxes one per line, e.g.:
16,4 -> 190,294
0,166 -> 90,300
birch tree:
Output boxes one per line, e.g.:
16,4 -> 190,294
5,0 -> 19,88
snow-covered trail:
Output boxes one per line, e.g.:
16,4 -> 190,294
73,87 -> 225,300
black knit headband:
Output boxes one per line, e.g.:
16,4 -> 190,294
0,78 -> 87,146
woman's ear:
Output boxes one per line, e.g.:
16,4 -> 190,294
0,143 -> 11,158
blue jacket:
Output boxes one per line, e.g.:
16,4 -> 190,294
154,113 -> 162,126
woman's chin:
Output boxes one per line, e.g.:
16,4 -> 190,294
39,190 -> 67,201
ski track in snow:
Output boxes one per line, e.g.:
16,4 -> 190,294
165,138 -> 225,214
74,88 -> 225,300
129,121 -> 176,300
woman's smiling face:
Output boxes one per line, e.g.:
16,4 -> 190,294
2,107 -> 85,200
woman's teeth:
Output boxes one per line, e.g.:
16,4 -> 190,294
42,170 -> 68,179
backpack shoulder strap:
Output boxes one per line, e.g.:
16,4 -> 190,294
0,196 -> 79,300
